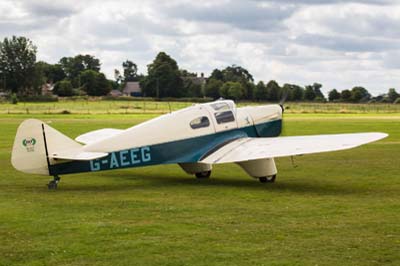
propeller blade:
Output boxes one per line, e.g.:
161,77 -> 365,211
279,88 -> 289,112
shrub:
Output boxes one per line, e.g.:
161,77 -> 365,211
18,95 -> 58,102
314,96 -> 327,103
394,98 -> 400,104
10,93 -> 18,104
54,80 -> 74,96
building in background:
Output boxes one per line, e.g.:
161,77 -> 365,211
182,72 -> 206,87
41,83 -> 54,95
109,89 -> 123,97
123,81 -> 142,97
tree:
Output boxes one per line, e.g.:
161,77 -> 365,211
109,79 -> 119,91
222,65 -> 254,83
328,89 -> 341,102
341,89 -> 352,102
312,83 -> 325,100
140,52 -> 184,97
179,69 -> 203,97
31,62 -> 47,94
220,81 -> 244,100
59,54 -> 101,86
266,80 -> 280,101
182,79 -> 202,97
228,82 -> 244,100
205,79 -> 223,99
242,81 -> 255,100
351,86 -> 370,102
35,61 -> 66,84
254,81 -> 268,100
80,70 -> 111,96
0,36 -> 37,94
209,69 -> 224,81
122,60 -> 138,82
47,64 -> 66,83
54,80 -> 73,96
219,82 -> 229,99
304,85 -> 316,101
114,69 -> 122,85
283,84 -> 304,101
180,69 -> 197,77
387,88 -> 399,103
79,54 -> 101,72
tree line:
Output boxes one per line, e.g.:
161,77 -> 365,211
1,36 -> 399,103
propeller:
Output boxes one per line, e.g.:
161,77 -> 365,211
279,88 -> 289,113
279,88 -> 289,137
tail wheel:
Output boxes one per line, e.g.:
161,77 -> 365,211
195,170 -> 211,179
259,175 -> 276,183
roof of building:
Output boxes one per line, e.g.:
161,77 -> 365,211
109,90 -> 123,96
123,82 -> 141,94
182,76 -> 207,86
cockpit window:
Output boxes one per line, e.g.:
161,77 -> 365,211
190,116 -> 210,129
211,102 -> 230,111
215,111 -> 235,124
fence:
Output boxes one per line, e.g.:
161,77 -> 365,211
1,100 -> 400,115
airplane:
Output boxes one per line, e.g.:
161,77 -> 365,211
11,99 -> 387,189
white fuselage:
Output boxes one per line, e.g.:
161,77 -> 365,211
83,100 -> 282,153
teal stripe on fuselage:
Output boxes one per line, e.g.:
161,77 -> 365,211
49,119 -> 282,175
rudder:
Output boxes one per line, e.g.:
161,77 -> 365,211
11,119 -> 81,175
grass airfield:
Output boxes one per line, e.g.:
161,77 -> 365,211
0,110 -> 399,265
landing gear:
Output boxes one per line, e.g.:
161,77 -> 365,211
259,175 -> 276,183
47,175 -> 60,190
195,170 -> 211,179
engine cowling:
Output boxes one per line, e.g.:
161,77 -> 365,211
237,158 -> 277,178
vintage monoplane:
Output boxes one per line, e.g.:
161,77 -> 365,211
12,100 -> 387,189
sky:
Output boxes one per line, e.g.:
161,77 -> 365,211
1,0 -> 400,95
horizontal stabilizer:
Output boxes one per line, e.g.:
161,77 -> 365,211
201,132 -> 388,164
75,128 -> 124,145
51,150 -> 108,161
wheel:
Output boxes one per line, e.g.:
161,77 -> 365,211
47,180 -> 57,190
195,170 -> 211,179
259,175 -> 276,183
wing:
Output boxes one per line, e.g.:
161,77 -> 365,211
201,132 -> 388,164
75,128 -> 124,145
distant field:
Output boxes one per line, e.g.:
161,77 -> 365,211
1,99 -> 400,114
0,111 -> 399,265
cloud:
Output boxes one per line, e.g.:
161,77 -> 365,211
294,33 -> 400,52
21,1 -> 78,18
160,1 -> 295,32
1,0 -> 400,95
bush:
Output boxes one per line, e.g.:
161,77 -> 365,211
54,80 -> 74,96
102,96 -> 155,102
101,96 -> 213,103
17,95 -> 58,102
394,98 -> 400,104
10,93 -> 18,104
314,96 -> 327,103
63,95 -> 89,101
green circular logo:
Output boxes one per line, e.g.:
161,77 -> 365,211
22,138 -> 36,147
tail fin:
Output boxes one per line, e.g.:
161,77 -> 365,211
11,119 -> 82,175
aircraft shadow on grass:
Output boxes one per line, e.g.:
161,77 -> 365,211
56,171 -> 388,197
